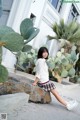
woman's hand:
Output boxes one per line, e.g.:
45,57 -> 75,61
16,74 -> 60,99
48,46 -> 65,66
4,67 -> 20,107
32,82 -> 37,86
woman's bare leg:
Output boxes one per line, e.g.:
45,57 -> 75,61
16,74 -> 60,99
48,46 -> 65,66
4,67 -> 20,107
50,88 -> 67,106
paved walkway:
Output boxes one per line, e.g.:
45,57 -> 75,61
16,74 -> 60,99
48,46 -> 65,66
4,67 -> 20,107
0,71 -> 80,120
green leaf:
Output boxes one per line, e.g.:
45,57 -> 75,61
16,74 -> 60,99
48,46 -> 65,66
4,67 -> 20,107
61,70 -> 68,77
17,52 -> 28,65
0,64 -> 8,82
48,19 -> 80,44
71,51 -> 77,61
24,27 -> 40,43
69,29 -> 80,42
20,18 -> 33,38
68,21 -> 78,32
0,26 -> 15,40
1,33 -> 24,52
47,61 -> 55,70
61,58 -> 69,66
60,19 -> 64,28
65,64 -> 72,71
47,35 -> 58,40
68,68 -> 75,77
22,45 -> 32,52
77,77 -> 80,83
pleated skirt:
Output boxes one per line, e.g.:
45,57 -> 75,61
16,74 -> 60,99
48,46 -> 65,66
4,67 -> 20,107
38,81 -> 56,92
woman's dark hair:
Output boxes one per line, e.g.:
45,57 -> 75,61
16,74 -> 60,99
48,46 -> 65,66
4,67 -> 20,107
37,47 -> 49,59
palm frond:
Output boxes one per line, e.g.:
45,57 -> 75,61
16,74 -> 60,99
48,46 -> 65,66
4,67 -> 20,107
47,35 -> 58,40
48,19 -> 80,44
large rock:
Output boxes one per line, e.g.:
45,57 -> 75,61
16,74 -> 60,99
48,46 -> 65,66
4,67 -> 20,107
0,72 -> 52,104
29,86 -> 51,104
0,77 -> 32,95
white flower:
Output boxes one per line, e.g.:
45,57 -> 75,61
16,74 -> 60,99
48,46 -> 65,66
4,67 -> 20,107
61,55 -> 65,59
57,51 -> 62,57
48,57 -> 52,61
27,54 -> 32,58
31,49 -> 35,54
59,39 -> 66,47
72,46 -> 76,51
61,48 -> 64,53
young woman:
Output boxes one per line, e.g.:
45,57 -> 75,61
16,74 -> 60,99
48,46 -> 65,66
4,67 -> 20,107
33,47 -> 78,110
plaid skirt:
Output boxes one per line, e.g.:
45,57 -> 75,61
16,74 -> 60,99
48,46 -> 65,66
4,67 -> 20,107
37,81 -> 56,92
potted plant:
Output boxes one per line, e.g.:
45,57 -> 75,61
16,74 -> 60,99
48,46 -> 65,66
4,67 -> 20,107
47,19 -> 80,83
48,19 -> 80,51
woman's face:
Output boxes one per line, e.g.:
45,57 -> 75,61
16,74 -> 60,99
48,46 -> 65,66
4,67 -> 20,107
42,51 -> 48,59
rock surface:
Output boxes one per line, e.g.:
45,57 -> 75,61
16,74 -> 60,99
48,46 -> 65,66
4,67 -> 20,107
0,77 -> 32,95
29,86 -> 51,103
0,72 -> 51,103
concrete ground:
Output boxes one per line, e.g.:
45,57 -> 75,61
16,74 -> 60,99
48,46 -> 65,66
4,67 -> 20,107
0,71 -> 80,120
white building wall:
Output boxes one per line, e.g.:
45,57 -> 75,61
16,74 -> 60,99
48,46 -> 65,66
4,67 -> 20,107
29,0 -> 47,27
29,0 -> 60,56
1,0 -> 80,71
7,0 -> 32,32
60,3 -> 72,23
77,16 -> 80,23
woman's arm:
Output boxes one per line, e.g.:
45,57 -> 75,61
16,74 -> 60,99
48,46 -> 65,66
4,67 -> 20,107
32,77 -> 39,86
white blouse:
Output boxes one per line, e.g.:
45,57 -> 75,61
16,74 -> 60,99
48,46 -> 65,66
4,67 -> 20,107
35,58 -> 49,83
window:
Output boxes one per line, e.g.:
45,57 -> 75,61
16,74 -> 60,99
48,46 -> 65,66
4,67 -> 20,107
48,0 -> 59,8
48,0 -> 63,12
0,0 -> 13,26
68,4 -> 79,23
